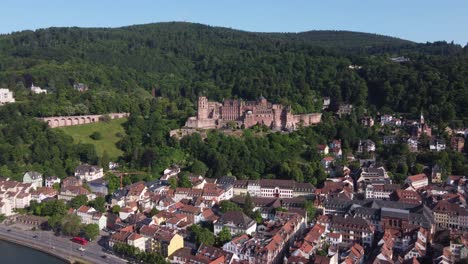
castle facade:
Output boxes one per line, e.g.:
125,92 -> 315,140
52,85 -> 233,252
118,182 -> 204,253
185,96 -> 321,131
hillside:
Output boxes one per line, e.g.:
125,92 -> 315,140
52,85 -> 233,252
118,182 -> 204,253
0,22 -> 466,123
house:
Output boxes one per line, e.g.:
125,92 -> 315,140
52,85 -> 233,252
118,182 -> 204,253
337,104 -> 353,117
405,174 -> 429,190
172,245 -> 234,264
321,157 -> 335,170
357,139 -> 376,153
58,186 -> 94,201
75,164 -> 104,182
317,144 -> 329,155
160,166 -> 181,183
380,114 -> 394,126
127,233 -> 146,252
87,179 -> 108,195
109,231 -> 147,252
74,205 -> 107,230
357,167 -> 390,186
407,138 -> 419,152
30,187 -> 57,203
23,171 -> 43,189
45,176 -> 60,188
61,176 -> 82,188
152,228 -> 184,257
331,216 -> 375,246
73,83 -> 88,92
178,204 -> 202,224
451,136 -> 465,152
323,97 -> 330,110
430,138 -> 446,152
361,116 -> 374,127
30,83 -> 47,94
214,211 -> 257,236
383,135 -> 397,145
0,88 -> 15,104
341,243 -> 365,264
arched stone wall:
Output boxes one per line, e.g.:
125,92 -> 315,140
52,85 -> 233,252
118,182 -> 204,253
37,113 -> 129,128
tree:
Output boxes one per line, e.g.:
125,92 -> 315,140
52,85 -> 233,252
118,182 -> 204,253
52,182 -> 60,191
219,201 -> 242,213
243,193 -> 254,217
0,214 -> 5,223
304,200 -> 316,222
100,150 -> 110,171
168,177 -> 178,189
191,160 -> 208,176
69,194 -> 88,209
216,227 -> 232,246
90,131 -> 102,140
83,224 -> 100,241
190,225 -> 215,246
149,207 -> 159,217
106,173 -> 120,194
47,214 -> 62,231
179,174 -> 192,188
112,205 -> 121,214
89,196 -> 106,213
61,214 -> 82,236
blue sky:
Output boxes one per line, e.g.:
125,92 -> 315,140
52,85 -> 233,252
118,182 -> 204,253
1,0 -> 467,44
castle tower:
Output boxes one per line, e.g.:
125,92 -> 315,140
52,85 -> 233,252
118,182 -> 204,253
197,96 -> 208,120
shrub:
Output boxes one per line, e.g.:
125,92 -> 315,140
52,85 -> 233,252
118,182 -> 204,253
90,131 -> 102,140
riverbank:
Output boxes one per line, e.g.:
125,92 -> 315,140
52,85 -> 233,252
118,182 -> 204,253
0,232 -> 93,264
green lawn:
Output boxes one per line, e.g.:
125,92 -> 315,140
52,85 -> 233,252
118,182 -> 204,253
58,118 -> 127,160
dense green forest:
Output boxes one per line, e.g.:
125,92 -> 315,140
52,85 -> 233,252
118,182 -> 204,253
0,22 -> 467,121
0,22 -> 466,181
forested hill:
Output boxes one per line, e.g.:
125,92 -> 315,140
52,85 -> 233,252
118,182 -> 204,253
0,22 -> 467,124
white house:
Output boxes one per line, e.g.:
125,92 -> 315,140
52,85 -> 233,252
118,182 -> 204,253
23,171 -> 43,189
214,211 -> 257,236
30,83 -> 47,94
405,174 -> 429,190
75,205 -> 107,230
45,176 -> 61,188
0,88 -> 15,104
75,164 -> 104,182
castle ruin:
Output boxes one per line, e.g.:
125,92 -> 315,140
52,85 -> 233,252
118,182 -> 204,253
185,96 -> 321,131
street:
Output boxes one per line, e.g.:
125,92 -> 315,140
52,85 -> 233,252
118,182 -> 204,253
0,224 -> 127,264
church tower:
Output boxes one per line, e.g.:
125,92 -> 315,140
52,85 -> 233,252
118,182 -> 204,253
420,110 -> 425,124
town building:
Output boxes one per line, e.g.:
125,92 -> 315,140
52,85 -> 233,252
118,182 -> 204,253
74,205 -> 107,230
30,187 -> 57,203
58,186 -> 94,201
73,83 -> 89,92
337,104 -> 353,117
405,174 -> 429,190
45,176 -> 60,188
75,164 -> 104,182
429,138 -> 446,152
23,171 -> 43,189
214,211 -> 257,236
357,139 -> 376,153
185,96 -> 321,131
451,136 -> 465,152
30,83 -> 47,94
233,179 -> 314,198
0,88 -> 15,104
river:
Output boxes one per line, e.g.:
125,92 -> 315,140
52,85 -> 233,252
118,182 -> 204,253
0,239 -> 66,264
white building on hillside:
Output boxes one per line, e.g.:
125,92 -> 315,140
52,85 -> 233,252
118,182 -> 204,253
0,88 -> 15,105
30,83 -> 47,94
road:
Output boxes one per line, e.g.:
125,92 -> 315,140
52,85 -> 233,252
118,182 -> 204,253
0,224 -> 127,264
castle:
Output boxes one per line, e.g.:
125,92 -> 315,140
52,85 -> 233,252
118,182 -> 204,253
185,96 -> 321,131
